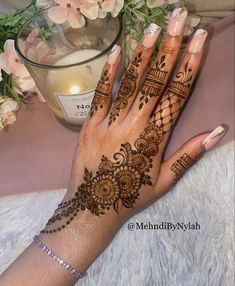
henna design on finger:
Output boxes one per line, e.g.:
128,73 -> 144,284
41,120 -> 164,234
170,153 -> 194,183
90,70 -> 111,117
139,55 -> 168,110
170,149 -> 205,183
108,51 -> 143,125
150,60 -> 193,134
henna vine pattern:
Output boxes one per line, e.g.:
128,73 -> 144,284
90,70 -> 111,117
139,55 -> 168,110
41,61 -> 195,234
170,153 -> 195,183
41,121 -> 163,234
108,51 -> 142,125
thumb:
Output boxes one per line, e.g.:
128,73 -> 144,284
154,125 -> 227,198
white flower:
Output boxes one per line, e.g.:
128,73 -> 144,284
110,0 -> 124,17
0,98 -> 19,115
0,111 -> 17,126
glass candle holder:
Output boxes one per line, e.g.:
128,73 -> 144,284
15,9 -> 122,131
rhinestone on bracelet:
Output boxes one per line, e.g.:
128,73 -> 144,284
33,235 -> 86,279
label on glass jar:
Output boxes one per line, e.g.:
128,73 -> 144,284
54,90 -> 94,119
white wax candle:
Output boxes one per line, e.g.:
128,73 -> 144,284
47,49 -> 107,94
46,49 -> 107,125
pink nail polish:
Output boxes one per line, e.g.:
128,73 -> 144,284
108,45 -> 121,65
188,29 -> 208,54
202,126 -> 226,151
167,7 -> 188,37
142,23 -> 161,48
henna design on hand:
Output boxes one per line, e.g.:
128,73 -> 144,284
108,51 -> 143,125
90,70 -> 111,117
151,60 -> 193,132
41,121 -> 164,234
170,153 -> 195,183
139,55 -> 168,110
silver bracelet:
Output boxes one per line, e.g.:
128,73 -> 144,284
33,235 -> 86,279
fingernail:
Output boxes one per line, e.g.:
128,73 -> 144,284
202,125 -> 226,151
167,7 -> 188,37
108,45 -> 121,65
142,23 -> 161,48
188,29 -> 208,54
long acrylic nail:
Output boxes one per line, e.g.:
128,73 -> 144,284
167,7 -> 188,37
188,29 -> 208,54
108,45 -> 121,65
142,23 -> 161,48
202,125 -> 226,151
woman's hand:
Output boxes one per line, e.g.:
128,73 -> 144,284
1,7 -> 227,286
43,7 -> 212,231
40,7 -> 227,270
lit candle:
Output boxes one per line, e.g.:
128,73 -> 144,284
46,49 -> 107,126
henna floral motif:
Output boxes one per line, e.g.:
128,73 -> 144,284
41,60 -> 195,234
139,55 -> 168,110
108,51 -> 142,125
168,61 -> 193,99
41,121 -> 163,234
170,153 -> 195,183
90,70 -> 111,117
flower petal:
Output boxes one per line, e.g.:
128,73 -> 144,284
98,9 -> 107,18
48,5 -> 68,24
147,0 -> 164,8
0,53 -> 10,74
68,9 -> 85,28
111,0 -> 124,17
101,0 -> 116,12
80,3 -> 99,20
17,76 -> 36,92
4,39 -> 16,56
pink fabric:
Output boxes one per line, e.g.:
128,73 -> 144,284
0,15 -> 234,197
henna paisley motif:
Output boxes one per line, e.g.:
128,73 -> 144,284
108,52 -> 143,125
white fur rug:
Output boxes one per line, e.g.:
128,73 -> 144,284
0,141 -> 234,286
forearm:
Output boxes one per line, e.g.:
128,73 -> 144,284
0,209 -> 123,286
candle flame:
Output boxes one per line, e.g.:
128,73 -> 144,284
70,85 -> 80,94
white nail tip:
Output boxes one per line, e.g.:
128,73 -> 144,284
202,126 -> 225,151
188,29 -> 208,54
146,23 -> 161,34
194,29 -> 208,37
111,44 -> 119,53
171,7 -> 186,19
108,45 -> 121,65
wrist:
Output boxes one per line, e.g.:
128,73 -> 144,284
40,208 -> 123,273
